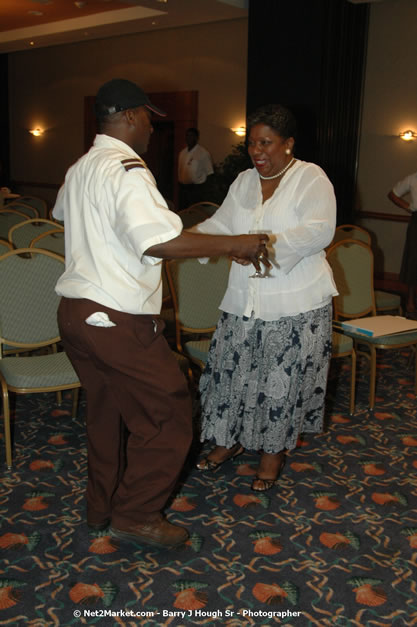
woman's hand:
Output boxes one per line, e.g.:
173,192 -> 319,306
231,250 -> 272,271
229,233 -> 270,263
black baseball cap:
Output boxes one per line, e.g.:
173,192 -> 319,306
95,78 -> 166,118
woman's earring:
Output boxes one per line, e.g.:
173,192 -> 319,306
285,148 -> 291,155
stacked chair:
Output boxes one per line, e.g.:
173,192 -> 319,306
165,256 -> 231,373
30,228 -> 65,257
331,224 -> 402,315
8,218 -> 63,250
0,249 -> 80,468
327,238 -> 417,410
159,262 -> 190,377
5,201 -> 39,219
0,208 -> 29,240
178,206 -> 207,229
0,238 -> 12,255
14,195 -> 48,219
331,224 -> 371,246
331,331 -> 356,416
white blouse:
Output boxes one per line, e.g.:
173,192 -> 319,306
195,160 -> 338,321
393,171 -> 417,211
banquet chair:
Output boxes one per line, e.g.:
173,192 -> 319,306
178,206 -> 207,229
30,228 -> 65,257
8,218 -> 61,249
331,331 -> 356,415
331,224 -> 402,315
0,248 -> 80,468
6,201 -> 39,219
0,238 -> 12,255
327,238 -> 417,410
165,256 -> 231,370
0,237 -> 26,355
331,224 -> 371,246
158,263 -> 192,381
159,261 -> 176,343
187,201 -> 219,218
16,195 -> 48,219
0,209 -> 29,240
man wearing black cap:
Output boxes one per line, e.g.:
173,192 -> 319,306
53,78 -> 268,549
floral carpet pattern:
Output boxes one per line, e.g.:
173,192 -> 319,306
1,351 -> 417,626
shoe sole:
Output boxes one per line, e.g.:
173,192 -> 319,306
109,525 -> 188,549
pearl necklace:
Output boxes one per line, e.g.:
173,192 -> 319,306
259,157 -> 296,180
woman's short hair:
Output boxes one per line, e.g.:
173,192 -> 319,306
247,104 -> 297,140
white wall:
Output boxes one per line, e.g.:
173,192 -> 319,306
357,0 -> 417,275
8,18 -> 248,202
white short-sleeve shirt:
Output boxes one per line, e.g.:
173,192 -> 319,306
53,134 -> 182,314
393,171 -> 417,211
178,144 -> 214,185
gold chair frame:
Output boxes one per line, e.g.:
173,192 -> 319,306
0,248 -> 80,468
327,238 -> 417,410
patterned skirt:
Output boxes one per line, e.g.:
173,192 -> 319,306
199,304 -> 332,454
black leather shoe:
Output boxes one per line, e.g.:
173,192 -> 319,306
110,518 -> 189,548
87,519 -> 111,532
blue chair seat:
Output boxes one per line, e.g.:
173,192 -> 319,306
184,339 -> 211,366
0,351 -> 78,389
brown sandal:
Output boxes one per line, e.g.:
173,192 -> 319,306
196,444 -> 244,471
251,456 -> 286,492
251,476 -> 278,492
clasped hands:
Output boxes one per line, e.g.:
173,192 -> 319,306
231,233 -> 272,272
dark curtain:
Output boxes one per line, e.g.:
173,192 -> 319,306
0,53 -> 10,188
247,0 -> 369,224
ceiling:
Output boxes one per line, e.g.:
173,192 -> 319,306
0,0 -> 249,54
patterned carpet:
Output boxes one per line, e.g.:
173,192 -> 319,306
1,349 -> 417,626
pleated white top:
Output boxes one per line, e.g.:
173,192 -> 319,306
195,160 -> 338,320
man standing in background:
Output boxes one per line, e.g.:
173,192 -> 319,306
178,127 -> 213,210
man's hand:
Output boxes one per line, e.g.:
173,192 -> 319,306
144,231 -> 271,262
229,233 -> 269,262
230,234 -> 272,271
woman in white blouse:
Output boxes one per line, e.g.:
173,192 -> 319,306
195,104 -> 338,491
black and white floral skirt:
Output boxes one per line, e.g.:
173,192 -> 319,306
199,304 -> 332,454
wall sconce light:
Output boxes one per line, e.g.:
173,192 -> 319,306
231,126 -> 246,137
399,129 -> 417,141
29,128 -> 44,137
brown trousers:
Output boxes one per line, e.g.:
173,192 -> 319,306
57,297 -> 192,527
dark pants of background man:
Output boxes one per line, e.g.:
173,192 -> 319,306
57,297 -> 193,529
